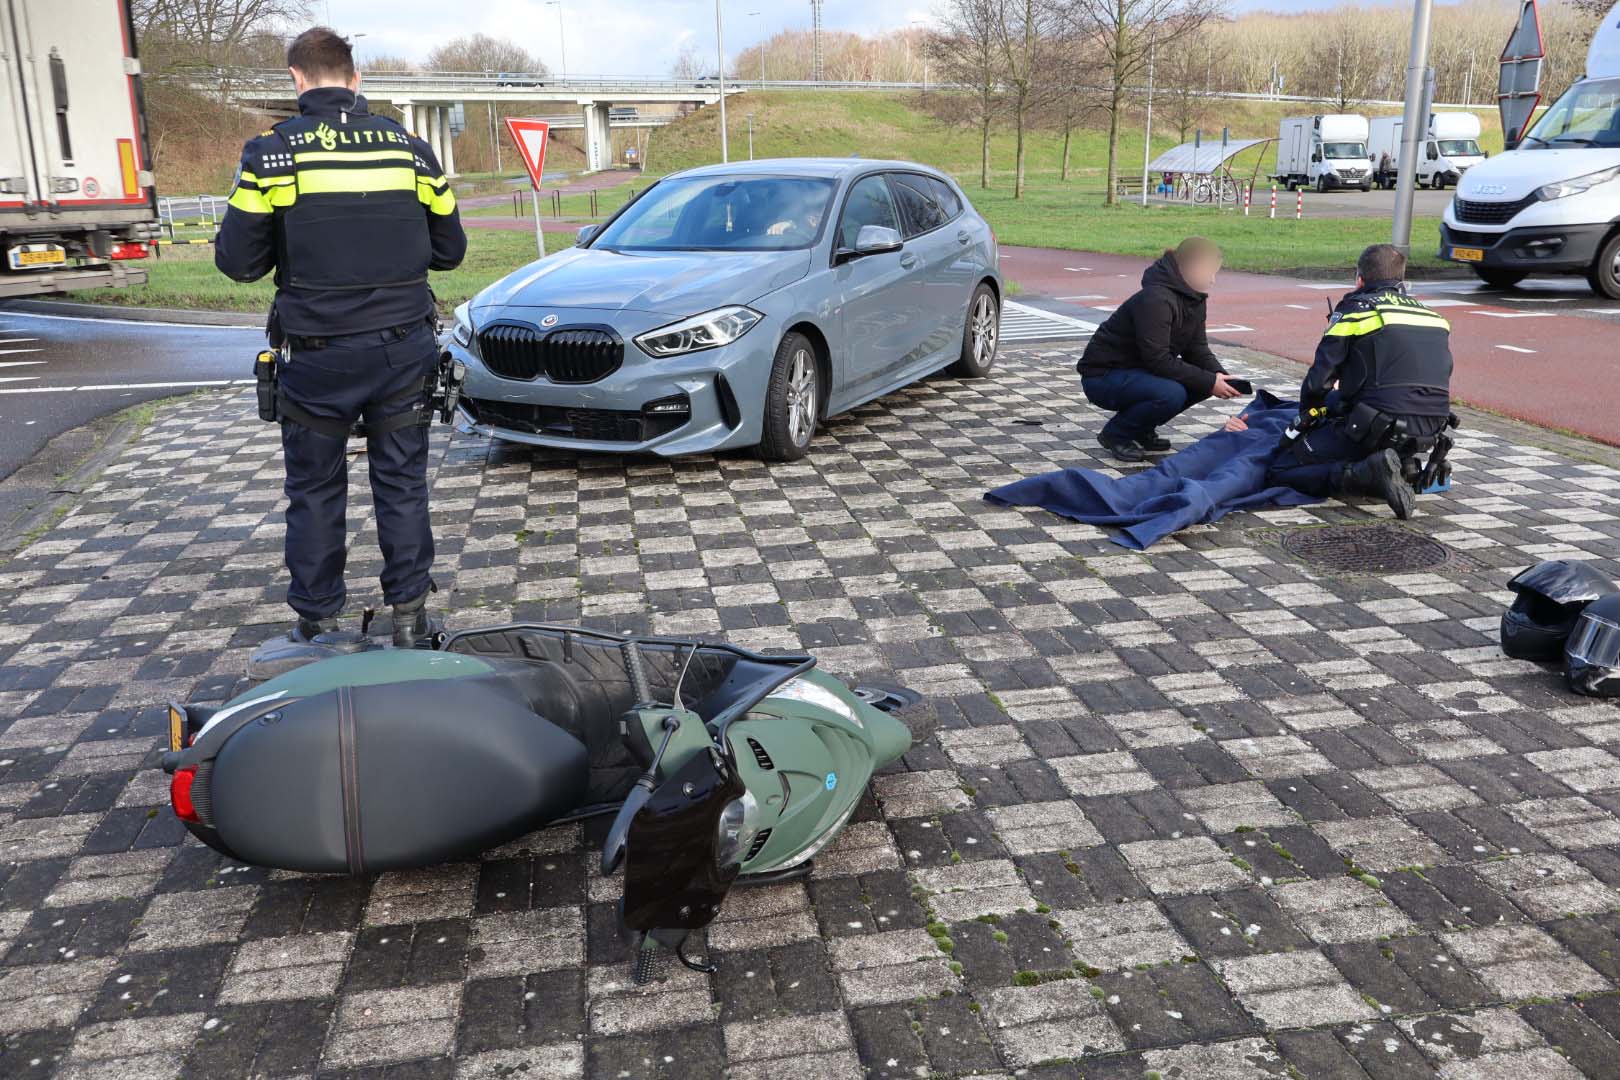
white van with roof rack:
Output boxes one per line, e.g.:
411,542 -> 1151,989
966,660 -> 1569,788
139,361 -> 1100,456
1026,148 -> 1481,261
1439,3 -> 1620,297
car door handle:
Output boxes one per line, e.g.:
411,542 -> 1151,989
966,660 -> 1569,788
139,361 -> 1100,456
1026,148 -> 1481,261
956,230 -> 971,244
900,254 -> 920,269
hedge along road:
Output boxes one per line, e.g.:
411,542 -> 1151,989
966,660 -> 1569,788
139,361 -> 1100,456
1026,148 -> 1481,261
1002,245 -> 1620,446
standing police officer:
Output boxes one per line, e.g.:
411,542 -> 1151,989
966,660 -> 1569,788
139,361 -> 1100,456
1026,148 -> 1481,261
1265,244 -> 1453,520
216,27 -> 466,652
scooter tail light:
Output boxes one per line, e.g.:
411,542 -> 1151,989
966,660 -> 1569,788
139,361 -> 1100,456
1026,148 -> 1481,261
170,766 -> 200,823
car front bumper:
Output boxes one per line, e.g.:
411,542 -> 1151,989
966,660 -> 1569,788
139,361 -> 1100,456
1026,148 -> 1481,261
448,323 -> 775,457
1439,221 -> 1610,273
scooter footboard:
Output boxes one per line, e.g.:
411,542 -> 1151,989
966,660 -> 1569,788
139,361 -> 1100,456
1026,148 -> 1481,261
179,677 -> 589,874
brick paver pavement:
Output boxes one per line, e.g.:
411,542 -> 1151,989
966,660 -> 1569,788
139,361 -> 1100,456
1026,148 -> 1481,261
2,343 -> 1619,1078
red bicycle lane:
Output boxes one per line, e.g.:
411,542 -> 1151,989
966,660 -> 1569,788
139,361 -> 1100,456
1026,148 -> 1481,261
1002,244 -> 1620,446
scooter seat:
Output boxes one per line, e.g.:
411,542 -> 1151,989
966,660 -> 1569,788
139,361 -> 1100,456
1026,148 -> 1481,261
205,675 -> 588,874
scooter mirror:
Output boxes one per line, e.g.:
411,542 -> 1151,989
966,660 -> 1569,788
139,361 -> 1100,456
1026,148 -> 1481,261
621,747 -> 745,936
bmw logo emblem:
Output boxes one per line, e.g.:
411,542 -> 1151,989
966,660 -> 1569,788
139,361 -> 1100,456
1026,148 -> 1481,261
540,314 -> 559,328
825,772 -> 838,791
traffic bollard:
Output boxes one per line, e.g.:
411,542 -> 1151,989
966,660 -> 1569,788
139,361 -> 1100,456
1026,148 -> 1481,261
1296,190 -> 1303,219
1269,185 -> 1277,219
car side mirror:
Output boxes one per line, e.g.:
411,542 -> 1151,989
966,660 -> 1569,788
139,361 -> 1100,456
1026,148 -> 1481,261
855,225 -> 902,256
1311,153 -> 1321,163
576,224 -> 599,246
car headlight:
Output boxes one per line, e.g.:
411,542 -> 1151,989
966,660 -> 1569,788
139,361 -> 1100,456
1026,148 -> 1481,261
634,306 -> 762,358
450,302 -> 475,350
1536,165 -> 1620,202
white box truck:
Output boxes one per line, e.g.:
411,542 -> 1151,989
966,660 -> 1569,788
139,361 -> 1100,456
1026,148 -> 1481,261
1272,114 -> 1372,192
0,0 -> 158,298
1369,112 -> 1487,190
1441,2 -> 1620,297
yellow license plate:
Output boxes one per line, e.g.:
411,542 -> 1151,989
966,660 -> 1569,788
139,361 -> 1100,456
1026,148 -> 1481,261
1450,247 -> 1485,262
12,247 -> 65,266
168,705 -> 187,752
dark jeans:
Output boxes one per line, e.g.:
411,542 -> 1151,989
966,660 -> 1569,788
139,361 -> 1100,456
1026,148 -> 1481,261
1082,369 -> 1205,443
279,323 -> 437,621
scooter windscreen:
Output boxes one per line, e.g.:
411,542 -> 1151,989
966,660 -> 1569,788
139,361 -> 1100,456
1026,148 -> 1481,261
621,745 -> 750,935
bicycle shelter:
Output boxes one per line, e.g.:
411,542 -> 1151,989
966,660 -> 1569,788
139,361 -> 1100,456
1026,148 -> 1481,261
1144,138 -> 1274,206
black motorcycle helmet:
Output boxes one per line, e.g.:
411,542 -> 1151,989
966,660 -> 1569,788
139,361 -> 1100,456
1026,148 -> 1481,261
1567,592 -> 1620,698
1501,560 -> 1617,662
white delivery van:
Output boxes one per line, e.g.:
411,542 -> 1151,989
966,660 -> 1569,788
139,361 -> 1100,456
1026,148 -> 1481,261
1369,112 -> 1487,190
1272,114 -> 1372,192
1440,2 -> 1620,297
0,0 -> 159,297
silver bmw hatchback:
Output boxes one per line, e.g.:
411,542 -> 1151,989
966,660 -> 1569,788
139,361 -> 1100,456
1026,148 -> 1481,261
446,158 -> 1002,460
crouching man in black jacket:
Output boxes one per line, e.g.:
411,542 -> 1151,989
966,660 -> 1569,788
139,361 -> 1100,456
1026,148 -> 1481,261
1076,237 -> 1244,462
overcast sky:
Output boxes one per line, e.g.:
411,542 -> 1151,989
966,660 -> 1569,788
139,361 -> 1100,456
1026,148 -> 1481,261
323,0 -> 1358,77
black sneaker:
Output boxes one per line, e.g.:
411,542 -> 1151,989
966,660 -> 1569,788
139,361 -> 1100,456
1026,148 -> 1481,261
1096,432 -> 1147,463
1139,430 -> 1173,452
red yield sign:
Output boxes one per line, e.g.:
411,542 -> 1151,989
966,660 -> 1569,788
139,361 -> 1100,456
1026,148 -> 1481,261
504,118 -> 551,189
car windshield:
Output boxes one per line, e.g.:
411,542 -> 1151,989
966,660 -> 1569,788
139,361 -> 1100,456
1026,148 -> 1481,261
1522,76 -> 1620,148
1323,142 -> 1367,160
1437,139 -> 1482,157
590,175 -> 837,252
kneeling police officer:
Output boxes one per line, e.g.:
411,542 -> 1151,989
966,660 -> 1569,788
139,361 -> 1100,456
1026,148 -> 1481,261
1267,243 -> 1453,520
216,27 -> 467,652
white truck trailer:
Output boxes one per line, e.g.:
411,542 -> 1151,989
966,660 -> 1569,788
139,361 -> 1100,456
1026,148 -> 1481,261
1271,114 -> 1372,192
1369,112 -> 1486,190
0,0 -> 159,298
1440,1 -> 1620,296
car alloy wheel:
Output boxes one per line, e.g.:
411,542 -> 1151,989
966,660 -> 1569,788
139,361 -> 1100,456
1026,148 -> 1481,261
785,347 -> 817,447
971,293 -> 998,367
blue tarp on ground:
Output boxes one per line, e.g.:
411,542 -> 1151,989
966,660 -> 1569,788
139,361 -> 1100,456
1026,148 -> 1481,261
985,390 -> 1321,550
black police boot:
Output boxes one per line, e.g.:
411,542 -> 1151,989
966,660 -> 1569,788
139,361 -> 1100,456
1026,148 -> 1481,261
1097,431 -> 1147,463
247,616 -> 369,681
391,590 -> 443,649
1139,430 -> 1173,453
1336,448 -> 1415,521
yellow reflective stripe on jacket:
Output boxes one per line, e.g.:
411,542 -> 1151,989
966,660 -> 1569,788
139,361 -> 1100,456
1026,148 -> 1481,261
292,149 -> 416,165
228,185 -> 272,213
1324,313 -> 1383,337
417,175 -> 456,215
295,166 -> 417,195
1374,306 -> 1451,332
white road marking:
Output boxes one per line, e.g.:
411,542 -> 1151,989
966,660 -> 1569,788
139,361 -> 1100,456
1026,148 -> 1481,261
1495,345 -> 1536,354
0,375 -> 37,383
1472,310 -> 1555,319
0,378 -> 255,395
1285,304 -> 1313,310
1063,266 -> 1091,272
0,347 -> 41,356
1297,283 -> 1355,290
1000,301 -> 1099,342
0,337 -> 39,343
1581,308 -> 1620,315
1056,294 -> 1109,300
1207,324 -> 1255,333
0,360 -> 44,368
0,311 -> 258,331
1415,298 -> 1473,308
1502,296 -> 1570,302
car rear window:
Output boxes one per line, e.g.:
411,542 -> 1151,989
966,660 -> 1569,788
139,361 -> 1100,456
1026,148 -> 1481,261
890,174 -> 952,236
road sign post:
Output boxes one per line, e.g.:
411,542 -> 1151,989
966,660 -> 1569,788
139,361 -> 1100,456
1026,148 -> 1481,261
504,118 -> 552,258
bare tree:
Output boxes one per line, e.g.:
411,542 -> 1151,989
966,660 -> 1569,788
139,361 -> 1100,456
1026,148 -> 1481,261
1298,9 -> 1392,110
670,42 -> 707,80
929,0 -> 1002,189
992,0 -> 1054,199
427,34 -> 546,76
133,0 -> 311,71
1038,26 -> 1102,180
1159,33 -> 1214,142
1062,0 -> 1221,205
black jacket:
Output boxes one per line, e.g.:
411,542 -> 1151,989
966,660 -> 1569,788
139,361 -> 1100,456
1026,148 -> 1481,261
1076,253 -> 1225,395
1302,279 -> 1452,420
215,88 -> 467,337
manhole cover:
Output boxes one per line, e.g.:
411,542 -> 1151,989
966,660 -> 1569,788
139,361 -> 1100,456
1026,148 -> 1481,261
1278,524 -> 1452,573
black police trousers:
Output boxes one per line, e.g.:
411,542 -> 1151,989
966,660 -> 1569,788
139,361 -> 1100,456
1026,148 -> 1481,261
279,322 -> 437,621
1267,413 -> 1447,497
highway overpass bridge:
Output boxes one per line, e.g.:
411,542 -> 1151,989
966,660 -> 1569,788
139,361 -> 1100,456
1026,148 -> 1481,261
189,70 -> 754,173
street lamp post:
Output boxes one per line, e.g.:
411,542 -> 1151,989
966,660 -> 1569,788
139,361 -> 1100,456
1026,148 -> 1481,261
546,1 -> 568,79
748,10 -> 764,86
1391,0 -> 1434,254
716,0 -> 729,163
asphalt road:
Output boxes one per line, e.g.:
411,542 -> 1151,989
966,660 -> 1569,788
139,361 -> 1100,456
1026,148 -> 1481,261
1002,245 -> 1620,445
0,308 -> 261,490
